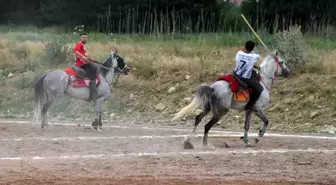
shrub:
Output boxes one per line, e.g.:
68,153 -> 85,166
43,37 -> 71,66
13,71 -> 44,89
274,25 -> 322,73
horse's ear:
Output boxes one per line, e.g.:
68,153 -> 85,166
110,48 -> 118,55
273,50 -> 279,56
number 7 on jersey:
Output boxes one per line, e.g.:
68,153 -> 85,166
239,60 -> 246,69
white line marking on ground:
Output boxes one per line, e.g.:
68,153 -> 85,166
1,133 -> 336,142
0,157 -> 23,160
1,148 -> 336,161
1,120 -> 335,140
0,134 -> 243,142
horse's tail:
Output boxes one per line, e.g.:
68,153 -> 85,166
34,74 -> 47,125
172,85 -> 213,121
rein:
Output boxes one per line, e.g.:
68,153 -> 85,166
259,56 -> 284,91
88,59 -> 128,88
88,60 -> 112,70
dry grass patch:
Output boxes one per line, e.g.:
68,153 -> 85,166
321,50 -> 336,74
0,48 -> 19,69
0,39 -> 47,72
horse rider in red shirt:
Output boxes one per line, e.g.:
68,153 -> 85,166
73,33 -> 98,101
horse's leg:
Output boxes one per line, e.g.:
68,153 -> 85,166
253,109 -> 269,144
203,86 -> 231,147
92,97 -> 104,131
183,105 -> 211,149
192,104 -> 210,134
243,110 -> 253,147
203,109 -> 228,147
41,100 -> 53,128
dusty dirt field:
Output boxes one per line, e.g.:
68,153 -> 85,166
0,119 -> 335,185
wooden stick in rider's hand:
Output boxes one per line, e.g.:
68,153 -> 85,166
241,14 -> 268,51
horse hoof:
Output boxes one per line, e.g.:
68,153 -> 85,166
94,127 -> 102,132
259,130 -> 265,137
244,142 -> 252,147
93,125 -> 102,132
95,125 -> 102,131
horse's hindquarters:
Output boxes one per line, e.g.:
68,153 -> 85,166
210,81 -> 234,109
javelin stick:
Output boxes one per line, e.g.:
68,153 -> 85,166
241,14 -> 268,51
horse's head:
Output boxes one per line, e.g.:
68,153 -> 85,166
103,48 -> 130,75
261,50 -> 290,78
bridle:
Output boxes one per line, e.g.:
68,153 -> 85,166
110,65 -> 130,87
259,55 -> 286,91
90,57 -> 130,87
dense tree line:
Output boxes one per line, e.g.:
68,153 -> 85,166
0,0 -> 335,34
240,0 -> 336,33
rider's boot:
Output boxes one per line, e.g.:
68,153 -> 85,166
245,91 -> 260,111
245,99 -> 256,110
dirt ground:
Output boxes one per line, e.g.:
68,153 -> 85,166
0,119 -> 335,185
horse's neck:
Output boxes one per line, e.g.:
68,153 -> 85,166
259,58 -> 275,91
259,72 -> 273,92
106,70 -> 115,84
99,67 -> 115,85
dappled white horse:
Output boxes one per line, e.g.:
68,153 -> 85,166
34,49 -> 130,131
173,50 -> 290,147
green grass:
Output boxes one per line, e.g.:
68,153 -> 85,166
0,25 -> 335,50
306,37 -> 336,50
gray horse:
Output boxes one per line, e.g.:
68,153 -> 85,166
172,50 -> 290,147
34,49 -> 129,131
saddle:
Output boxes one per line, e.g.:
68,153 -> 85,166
217,70 -> 261,102
71,65 -> 88,78
231,72 -> 249,89
64,65 -> 101,88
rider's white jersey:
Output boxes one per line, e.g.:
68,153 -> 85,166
234,50 -> 260,79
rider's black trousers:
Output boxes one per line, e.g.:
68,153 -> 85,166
80,63 -> 98,80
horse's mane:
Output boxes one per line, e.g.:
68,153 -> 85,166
98,55 -> 113,77
260,50 -> 277,68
